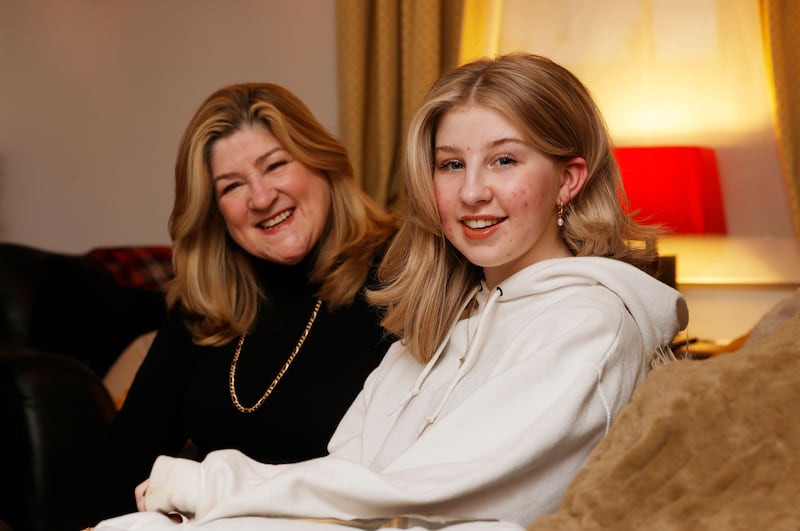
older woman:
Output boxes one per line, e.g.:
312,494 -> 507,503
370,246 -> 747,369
69,83 -> 397,528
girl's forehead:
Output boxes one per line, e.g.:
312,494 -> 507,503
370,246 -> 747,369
436,105 -> 525,143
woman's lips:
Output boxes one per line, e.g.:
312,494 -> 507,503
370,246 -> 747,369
258,208 -> 294,230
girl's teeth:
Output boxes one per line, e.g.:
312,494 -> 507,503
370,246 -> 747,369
464,219 -> 498,229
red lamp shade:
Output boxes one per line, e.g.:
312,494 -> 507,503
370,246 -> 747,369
615,146 -> 727,234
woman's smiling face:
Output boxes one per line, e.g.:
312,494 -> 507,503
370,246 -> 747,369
211,123 -> 331,265
432,104 -> 578,287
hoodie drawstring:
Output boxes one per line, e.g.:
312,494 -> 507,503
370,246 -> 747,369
417,286 -> 504,436
387,286 -> 482,418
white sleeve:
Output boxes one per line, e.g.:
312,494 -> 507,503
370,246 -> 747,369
143,301 -> 643,526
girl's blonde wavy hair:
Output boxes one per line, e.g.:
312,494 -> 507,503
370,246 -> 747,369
169,83 -> 397,345
370,53 -> 660,363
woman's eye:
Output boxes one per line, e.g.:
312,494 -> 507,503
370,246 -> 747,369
438,160 -> 464,171
218,181 -> 242,196
266,160 -> 288,173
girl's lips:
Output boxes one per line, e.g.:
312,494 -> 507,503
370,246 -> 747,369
460,217 -> 505,240
258,208 -> 294,230
462,218 -> 503,229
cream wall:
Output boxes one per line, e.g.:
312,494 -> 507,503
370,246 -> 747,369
0,0 -> 338,253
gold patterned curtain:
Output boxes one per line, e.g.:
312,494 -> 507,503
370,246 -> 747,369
760,0 -> 800,237
336,0 -> 464,209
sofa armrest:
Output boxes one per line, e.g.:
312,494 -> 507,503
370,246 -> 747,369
0,242 -> 170,377
0,243 -> 52,346
0,347 -> 116,531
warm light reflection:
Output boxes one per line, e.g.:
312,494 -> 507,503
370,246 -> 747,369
658,235 -> 800,285
496,0 -> 772,145
459,0 -> 501,64
585,62 -> 773,145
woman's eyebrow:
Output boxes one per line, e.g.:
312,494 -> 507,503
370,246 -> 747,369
254,147 -> 287,166
213,147 -> 287,182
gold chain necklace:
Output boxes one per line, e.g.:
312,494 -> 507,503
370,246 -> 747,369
228,299 -> 322,413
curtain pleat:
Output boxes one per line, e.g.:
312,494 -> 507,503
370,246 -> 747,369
760,0 -> 800,238
336,0 -> 463,209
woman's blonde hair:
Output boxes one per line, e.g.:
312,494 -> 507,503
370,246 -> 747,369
169,83 -> 397,345
371,53 -> 660,363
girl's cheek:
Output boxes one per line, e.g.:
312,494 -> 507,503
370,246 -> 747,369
434,187 -> 450,211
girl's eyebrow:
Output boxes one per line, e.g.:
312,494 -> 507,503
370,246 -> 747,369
434,145 -> 459,155
213,147 -> 286,182
489,137 -> 527,148
434,137 -> 527,154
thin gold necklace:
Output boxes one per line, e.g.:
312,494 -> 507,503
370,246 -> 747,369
228,299 -> 322,413
459,295 -> 479,367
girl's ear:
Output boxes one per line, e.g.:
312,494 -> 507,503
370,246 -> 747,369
558,157 -> 589,205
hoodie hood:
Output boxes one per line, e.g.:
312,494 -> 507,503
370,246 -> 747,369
494,256 -> 688,352
396,256 -> 688,434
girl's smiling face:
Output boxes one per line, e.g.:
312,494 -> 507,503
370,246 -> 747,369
211,123 -> 331,265
433,104 -> 586,287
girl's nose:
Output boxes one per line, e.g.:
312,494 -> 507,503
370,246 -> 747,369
460,167 -> 492,204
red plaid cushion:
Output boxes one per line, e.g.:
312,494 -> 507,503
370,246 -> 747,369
87,246 -> 173,291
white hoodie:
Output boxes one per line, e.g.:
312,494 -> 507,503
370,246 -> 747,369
96,257 -> 688,531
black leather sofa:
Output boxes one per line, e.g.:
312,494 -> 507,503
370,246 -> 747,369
0,242 -> 171,531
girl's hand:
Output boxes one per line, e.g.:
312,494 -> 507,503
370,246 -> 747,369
135,479 -> 149,512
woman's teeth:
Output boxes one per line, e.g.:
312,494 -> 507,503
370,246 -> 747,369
260,209 -> 293,229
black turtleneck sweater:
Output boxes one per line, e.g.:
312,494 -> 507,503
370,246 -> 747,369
69,253 -> 392,528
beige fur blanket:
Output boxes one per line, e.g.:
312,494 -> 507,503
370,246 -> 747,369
529,312 -> 800,530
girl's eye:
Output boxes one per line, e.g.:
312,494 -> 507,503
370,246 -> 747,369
495,155 -> 516,167
438,160 -> 464,171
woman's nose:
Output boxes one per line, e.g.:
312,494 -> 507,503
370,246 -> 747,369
247,178 -> 277,210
